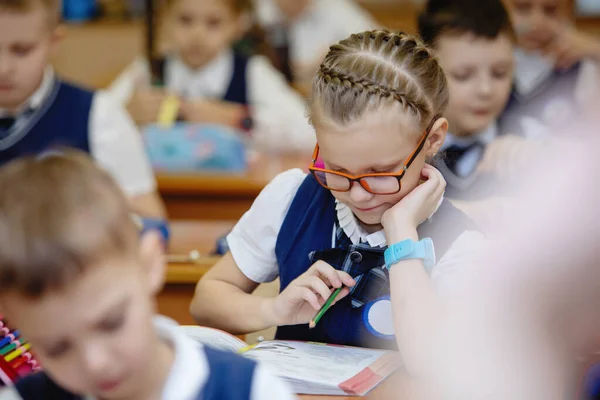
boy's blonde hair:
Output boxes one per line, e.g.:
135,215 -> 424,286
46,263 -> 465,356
311,30 -> 449,134
0,150 -> 138,298
0,0 -> 61,23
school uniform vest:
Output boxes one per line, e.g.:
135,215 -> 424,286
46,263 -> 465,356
13,346 -> 256,400
499,63 -> 581,136
155,52 -> 250,105
274,174 -> 476,349
0,80 -> 92,166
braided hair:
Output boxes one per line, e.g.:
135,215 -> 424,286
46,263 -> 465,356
310,30 -> 449,134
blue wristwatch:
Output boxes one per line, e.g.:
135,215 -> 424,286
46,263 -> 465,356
384,238 -> 435,270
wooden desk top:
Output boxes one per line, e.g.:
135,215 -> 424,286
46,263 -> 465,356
165,220 -> 235,284
156,152 -> 309,197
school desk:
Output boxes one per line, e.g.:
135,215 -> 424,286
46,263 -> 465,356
156,152 -> 308,220
156,219 -> 234,325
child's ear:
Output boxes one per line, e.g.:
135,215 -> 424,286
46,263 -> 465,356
49,24 -> 66,54
139,230 -> 167,296
426,117 -> 448,157
52,24 -> 66,44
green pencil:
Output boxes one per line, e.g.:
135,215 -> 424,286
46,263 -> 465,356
309,286 -> 344,329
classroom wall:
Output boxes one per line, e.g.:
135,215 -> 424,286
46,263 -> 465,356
52,21 -> 144,89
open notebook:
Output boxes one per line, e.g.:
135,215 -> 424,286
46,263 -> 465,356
181,326 -> 400,396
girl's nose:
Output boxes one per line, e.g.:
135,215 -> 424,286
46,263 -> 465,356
349,181 -> 374,203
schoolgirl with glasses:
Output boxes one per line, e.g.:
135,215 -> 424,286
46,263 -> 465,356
190,30 -> 482,359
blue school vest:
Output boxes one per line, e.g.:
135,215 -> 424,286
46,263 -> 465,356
0,80 -> 92,166
14,346 -> 256,400
156,52 -> 250,105
499,63 -> 581,136
274,174 -> 476,348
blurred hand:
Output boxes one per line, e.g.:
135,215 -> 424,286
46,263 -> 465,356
268,260 -> 355,326
180,99 -> 245,129
543,21 -> 600,69
381,164 -> 446,242
126,88 -> 168,126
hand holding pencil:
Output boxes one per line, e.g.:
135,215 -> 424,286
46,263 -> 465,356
269,261 -> 355,327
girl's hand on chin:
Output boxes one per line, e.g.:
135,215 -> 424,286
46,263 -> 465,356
381,164 -> 446,242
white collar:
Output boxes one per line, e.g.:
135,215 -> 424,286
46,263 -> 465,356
443,123 -> 498,149
513,48 -> 556,96
167,50 -> 234,99
85,316 -> 207,400
0,67 -> 54,117
335,193 -> 445,248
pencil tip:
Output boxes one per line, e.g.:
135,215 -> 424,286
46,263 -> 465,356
308,321 -> 316,329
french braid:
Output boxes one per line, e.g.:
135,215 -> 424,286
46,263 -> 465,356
311,30 -> 449,131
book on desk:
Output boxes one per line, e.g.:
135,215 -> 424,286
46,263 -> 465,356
181,325 -> 400,396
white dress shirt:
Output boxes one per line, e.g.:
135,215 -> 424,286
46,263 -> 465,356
0,316 -> 296,400
108,51 -> 316,152
255,0 -> 379,69
226,168 -> 484,288
0,68 -> 156,197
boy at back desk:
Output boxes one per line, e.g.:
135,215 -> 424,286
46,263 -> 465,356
418,0 -> 517,200
0,0 -> 166,219
0,150 -> 294,400
501,0 -> 600,137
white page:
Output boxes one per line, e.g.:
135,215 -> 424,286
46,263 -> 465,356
180,326 -> 247,352
243,341 -> 386,386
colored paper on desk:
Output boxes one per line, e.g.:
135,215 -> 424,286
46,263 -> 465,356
143,123 -> 247,173
157,94 -> 180,128
181,325 -> 399,396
